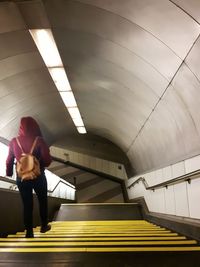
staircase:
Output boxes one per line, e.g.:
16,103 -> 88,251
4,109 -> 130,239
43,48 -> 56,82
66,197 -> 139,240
48,161 -> 125,203
0,204 -> 200,267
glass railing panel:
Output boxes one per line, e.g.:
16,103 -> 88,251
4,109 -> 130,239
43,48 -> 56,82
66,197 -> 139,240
0,141 -> 76,200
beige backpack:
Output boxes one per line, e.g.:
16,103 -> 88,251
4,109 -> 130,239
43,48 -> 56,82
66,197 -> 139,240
16,137 -> 41,181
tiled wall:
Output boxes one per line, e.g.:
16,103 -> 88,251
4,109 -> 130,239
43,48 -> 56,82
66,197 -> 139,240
126,155 -> 200,219
50,146 -> 127,180
48,160 -> 124,203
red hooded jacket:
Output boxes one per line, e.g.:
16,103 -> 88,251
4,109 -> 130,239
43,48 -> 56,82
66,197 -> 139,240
6,117 -> 52,177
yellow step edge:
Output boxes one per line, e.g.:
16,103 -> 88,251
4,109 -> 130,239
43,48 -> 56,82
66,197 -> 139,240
49,220 -> 151,223
53,223 -> 152,225
0,240 -> 197,247
0,236 -> 187,242
17,228 -> 170,233
47,229 -> 164,231
8,233 -> 179,237
50,221 -> 150,225
16,230 -> 171,235
30,229 -> 171,234
49,224 -> 153,226
47,230 -> 166,232
86,247 -> 200,252
47,224 -> 159,226
1,247 -> 200,253
48,229 -> 163,231
49,221 -> 154,224
45,226 -> 162,229
15,232 -> 173,237
61,203 -> 138,206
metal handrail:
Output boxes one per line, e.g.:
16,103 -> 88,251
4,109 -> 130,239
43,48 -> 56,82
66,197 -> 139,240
48,180 -> 75,193
0,176 -> 75,193
127,169 -> 200,191
0,176 -> 16,185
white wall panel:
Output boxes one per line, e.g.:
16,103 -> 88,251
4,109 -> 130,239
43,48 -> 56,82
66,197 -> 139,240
96,158 -> 102,172
145,190 -> 158,212
162,166 -> 172,182
172,161 -> 185,178
135,183 -> 144,198
155,169 -> 163,184
126,153 -> 200,219
173,183 -> 189,217
187,178 -> 200,219
185,155 -> 200,173
130,184 -> 139,199
145,171 -> 156,186
153,189 -> 166,213
127,188 -> 134,200
165,186 -> 176,215
51,146 -> 127,179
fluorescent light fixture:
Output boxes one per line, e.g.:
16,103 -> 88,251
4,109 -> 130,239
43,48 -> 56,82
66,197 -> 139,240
72,117 -> 84,127
68,107 -> 81,119
77,127 -> 87,134
30,28 -> 87,134
29,29 -> 62,67
49,67 -> 71,91
60,91 -> 77,107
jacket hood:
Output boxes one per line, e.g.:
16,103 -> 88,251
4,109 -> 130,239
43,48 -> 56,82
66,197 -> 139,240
18,117 -> 42,137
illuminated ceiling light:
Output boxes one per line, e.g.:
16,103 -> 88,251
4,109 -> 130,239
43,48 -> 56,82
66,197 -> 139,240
29,29 -> 62,67
68,107 -> 81,119
60,91 -> 77,107
29,29 -> 87,134
72,117 -> 84,127
49,67 -> 71,91
77,127 -> 87,134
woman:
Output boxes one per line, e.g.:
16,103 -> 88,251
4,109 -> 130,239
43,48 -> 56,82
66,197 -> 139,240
6,117 -> 52,238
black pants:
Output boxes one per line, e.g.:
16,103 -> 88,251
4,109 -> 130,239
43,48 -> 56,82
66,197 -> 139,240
17,173 -> 48,230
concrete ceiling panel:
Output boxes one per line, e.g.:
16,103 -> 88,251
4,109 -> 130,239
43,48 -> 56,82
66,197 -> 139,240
46,0 -> 182,80
0,3 -> 76,142
170,0 -> 200,23
0,30 -> 35,60
76,0 -> 200,58
1,1 -> 200,175
0,52 -> 44,80
172,63 -> 200,138
185,35 -> 200,81
128,65 -> 200,172
55,29 -> 169,96
0,2 -> 26,33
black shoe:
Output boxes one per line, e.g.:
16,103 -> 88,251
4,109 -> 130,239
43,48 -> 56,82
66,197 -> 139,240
40,224 -> 51,233
25,229 -> 34,238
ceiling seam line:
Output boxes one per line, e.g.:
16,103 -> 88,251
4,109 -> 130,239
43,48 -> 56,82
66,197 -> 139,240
71,0 -> 184,60
54,27 -> 171,84
172,86 -> 200,140
0,50 -> 40,65
0,49 -> 37,62
169,0 -> 200,25
0,28 -> 31,36
183,44 -> 200,85
0,66 -> 49,83
126,32 -> 200,154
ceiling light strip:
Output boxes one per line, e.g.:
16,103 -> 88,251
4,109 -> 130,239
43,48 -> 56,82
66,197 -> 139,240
29,29 -> 87,134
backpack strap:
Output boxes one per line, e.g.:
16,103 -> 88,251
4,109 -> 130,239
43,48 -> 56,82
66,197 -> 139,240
30,137 -> 39,154
16,137 -> 39,155
16,138 -> 24,154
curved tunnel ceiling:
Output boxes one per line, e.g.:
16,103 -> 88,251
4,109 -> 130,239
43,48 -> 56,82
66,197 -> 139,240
1,0 -> 200,174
